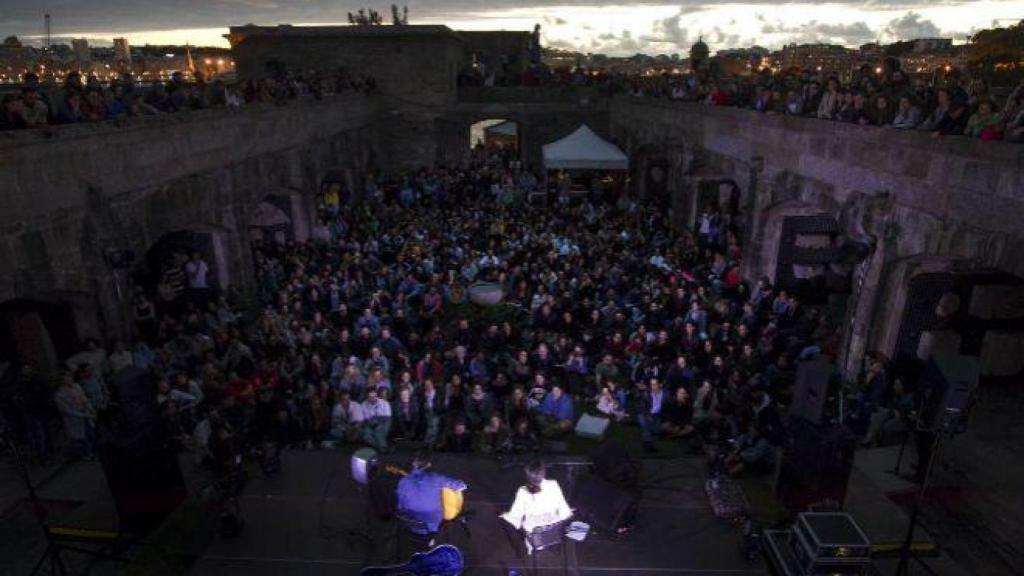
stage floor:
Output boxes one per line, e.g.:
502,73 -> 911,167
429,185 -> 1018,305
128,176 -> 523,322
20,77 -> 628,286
190,450 -> 768,576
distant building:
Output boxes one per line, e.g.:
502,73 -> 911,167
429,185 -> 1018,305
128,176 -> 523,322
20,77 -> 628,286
713,47 -> 769,77
775,43 -> 856,76
113,37 -> 132,68
913,38 -> 953,53
690,37 -> 710,72
72,38 -> 90,66
900,44 -> 967,77
0,36 -> 32,80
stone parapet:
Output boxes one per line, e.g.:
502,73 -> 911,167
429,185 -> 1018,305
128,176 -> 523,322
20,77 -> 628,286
457,86 -> 607,104
0,94 -> 378,228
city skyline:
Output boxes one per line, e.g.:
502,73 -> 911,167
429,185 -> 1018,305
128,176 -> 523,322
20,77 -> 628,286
3,1 -> 1021,56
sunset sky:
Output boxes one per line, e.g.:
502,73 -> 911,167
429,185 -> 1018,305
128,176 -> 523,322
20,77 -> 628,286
4,1 -> 1021,55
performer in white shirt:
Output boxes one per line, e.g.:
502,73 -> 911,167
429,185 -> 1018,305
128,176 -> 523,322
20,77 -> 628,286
500,461 -> 572,555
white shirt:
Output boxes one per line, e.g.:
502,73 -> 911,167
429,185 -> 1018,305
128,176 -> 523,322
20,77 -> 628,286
501,478 -> 572,533
361,398 -> 392,420
332,401 -> 365,426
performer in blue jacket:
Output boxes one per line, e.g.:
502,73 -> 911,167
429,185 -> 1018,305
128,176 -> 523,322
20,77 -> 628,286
396,451 -> 467,534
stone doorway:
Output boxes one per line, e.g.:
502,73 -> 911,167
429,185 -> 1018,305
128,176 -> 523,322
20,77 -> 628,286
0,298 -> 78,376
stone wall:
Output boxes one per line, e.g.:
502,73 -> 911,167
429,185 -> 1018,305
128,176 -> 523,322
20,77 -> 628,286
458,31 -> 532,82
0,94 -> 378,340
610,98 -> 1024,373
229,26 -> 464,170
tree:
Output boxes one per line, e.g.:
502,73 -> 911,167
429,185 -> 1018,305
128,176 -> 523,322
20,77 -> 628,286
969,20 -> 1024,66
347,8 -> 384,26
390,4 -> 409,26
968,20 -> 1024,85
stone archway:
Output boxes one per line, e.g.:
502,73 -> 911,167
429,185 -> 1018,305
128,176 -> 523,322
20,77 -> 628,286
249,189 -> 311,244
875,257 -> 1024,379
0,296 -> 90,376
439,109 -> 529,168
469,118 -> 520,158
143,226 -> 233,295
747,200 -> 836,286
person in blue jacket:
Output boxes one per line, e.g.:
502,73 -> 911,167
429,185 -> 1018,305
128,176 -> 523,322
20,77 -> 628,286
396,451 -> 467,534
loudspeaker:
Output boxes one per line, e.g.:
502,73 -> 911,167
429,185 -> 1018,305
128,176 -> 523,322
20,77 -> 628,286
98,424 -> 188,535
919,353 -> 979,430
788,357 -> 834,425
109,366 -> 161,432
572,473 -> 638,532
99,367 -> 187,535
776,420 -> 856,512
575,413 -> 610,440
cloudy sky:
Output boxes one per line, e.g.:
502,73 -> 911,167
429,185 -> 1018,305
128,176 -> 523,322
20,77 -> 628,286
3,1 -> 1021,55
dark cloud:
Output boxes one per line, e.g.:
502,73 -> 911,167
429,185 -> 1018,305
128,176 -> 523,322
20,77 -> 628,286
0,0 -> 980,55
0,0 -> 975,39
590,29 -> 644,54
641,9 -> 690,47
884,11 -> 941,39
761,19 -> 878,45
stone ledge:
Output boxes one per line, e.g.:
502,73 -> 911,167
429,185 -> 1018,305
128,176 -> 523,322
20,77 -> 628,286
0,93 -> 376,151
615,97 -> 1024,166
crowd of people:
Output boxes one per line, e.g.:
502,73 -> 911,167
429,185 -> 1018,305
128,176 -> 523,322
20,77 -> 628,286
612,66 -> 1023,142
462,59 -> 1024,143
0,68 -> 376,131
5,143 -> 926,495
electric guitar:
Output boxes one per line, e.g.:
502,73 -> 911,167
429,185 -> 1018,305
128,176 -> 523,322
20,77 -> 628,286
360,544 -> 464,576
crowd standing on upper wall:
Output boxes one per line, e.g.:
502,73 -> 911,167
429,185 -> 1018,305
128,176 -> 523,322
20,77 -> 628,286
0,69 -> 376,131
462,63 -> 1024,143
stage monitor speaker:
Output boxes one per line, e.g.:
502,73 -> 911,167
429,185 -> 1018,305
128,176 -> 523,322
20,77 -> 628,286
788,356 -> 834,425
98,424 -> 188,536
776,420 -> 856,512
918,352 -> 980,430
572,473 -> 638,532
575,413 -> 610,440
109,367 -> 160,431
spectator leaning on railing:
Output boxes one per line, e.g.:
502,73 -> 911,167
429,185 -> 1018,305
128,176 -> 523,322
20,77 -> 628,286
0,68 -> 375,132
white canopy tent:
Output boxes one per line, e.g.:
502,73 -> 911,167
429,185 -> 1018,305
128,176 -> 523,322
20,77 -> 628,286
485,121 -> 518,137
542,125 -> 629,171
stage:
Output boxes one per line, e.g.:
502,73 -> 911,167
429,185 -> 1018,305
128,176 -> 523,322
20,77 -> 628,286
190,450 -> 768,576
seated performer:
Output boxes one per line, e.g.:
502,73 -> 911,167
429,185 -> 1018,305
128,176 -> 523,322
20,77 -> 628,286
500,460 -> 572,554
396,451 -> 467,535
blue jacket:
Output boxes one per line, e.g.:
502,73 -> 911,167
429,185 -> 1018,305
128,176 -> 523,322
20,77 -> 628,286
396,469 -> 467,533
537,392 -> 574,422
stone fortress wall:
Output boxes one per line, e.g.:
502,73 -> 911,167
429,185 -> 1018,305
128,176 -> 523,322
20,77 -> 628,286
0,94 -> 378,343
609,99 -> 1024,376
